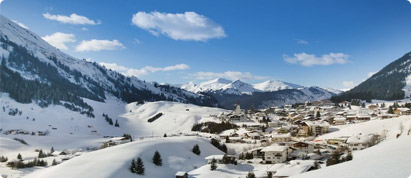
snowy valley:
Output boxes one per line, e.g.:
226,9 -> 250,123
1,3 -> 411,178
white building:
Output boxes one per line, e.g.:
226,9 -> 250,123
261,145 -> 289,164
347,134 -> 376,151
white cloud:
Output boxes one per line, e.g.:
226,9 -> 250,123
368,71 -> 376,77
296,39 -> 309,45
0,0 -> 4,5
81,27 -> 88,31
342,81 -> 356,89
75,39 -> 125,52
43,13 -> 101,25
99,62 -> 190,77
192,71 -> 267,81
131,11 -> 226,41
42,32 -> 76,50
408,0 -> 411,4
12,20 -> 29,29
283,52 -> 349,67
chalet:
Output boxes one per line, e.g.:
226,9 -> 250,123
346,114 -> 357,121
333,116 -> 347,125
356,115 -> 371,121
347,133 -> 376,151
291,142 -> 314,154
300,121 -> 330,136
249,147 -> 264,158
261,145 -> 289,164
272,133 -> 291,143
175,171 -> 188,178
326,137 -> 349,146
394,108 -> 411,115
244,132 -> 262,140
378,113 -> 395,119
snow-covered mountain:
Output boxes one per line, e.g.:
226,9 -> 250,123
181,78 -> 338,95
181,78 -> 260,95
181,78 -> 232,93
253,80 -> 302,92
333,51 -> 411,102
0,15 -> 217,116
181,78 -> 339,109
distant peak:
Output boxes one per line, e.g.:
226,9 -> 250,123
210,77 -> 231,84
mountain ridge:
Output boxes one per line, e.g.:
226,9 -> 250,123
0,15 -> 218,116
332,51 -> 411,102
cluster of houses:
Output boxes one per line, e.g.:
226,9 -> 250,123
190,100 -> 408,178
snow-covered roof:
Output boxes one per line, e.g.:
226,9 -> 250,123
220,129 -> 236,136
347,134 -> 375,144
396,108 -> 410,111
261,145 -> 288,152
246,132 -> 261,137
334,117 -> 347,121
204,155 -> 225,160
272,133 -> 291,138
304,120 -> 330,127
273,164 -> 313,177
267,163 -> 285,172
176,171 -> 187,176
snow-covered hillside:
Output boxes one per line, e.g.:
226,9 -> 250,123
293,134 -> 411,178
317,115 -> 411,141
0,92 -> 227,138
253,80 -> 302,92
0,15 -> 215,109
121,101 -> 228,136
22,137 -> 224,178
0,92 -> 228,177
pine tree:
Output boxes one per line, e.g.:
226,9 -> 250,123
192,144 -> 201,155
152,151 -> 162,166
316,111 -> 321,118
220,144 -> 228,153
388,106 -> 394,114
346,151 -> 353,161
246,172 -> 256,178
267,172 -> 273,178
17,153 -> 22,160
129,159 -> 136,173
38,150 -> 46,158
163,133 -> 167,137
115,119 -> 120,127
135,157 -> 145,175
50,147 -> 55,154
210,158 -> 217,171
52,159 -> 58,166
361,102 -> 366,108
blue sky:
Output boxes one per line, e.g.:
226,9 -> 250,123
1,0 -> 411,89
